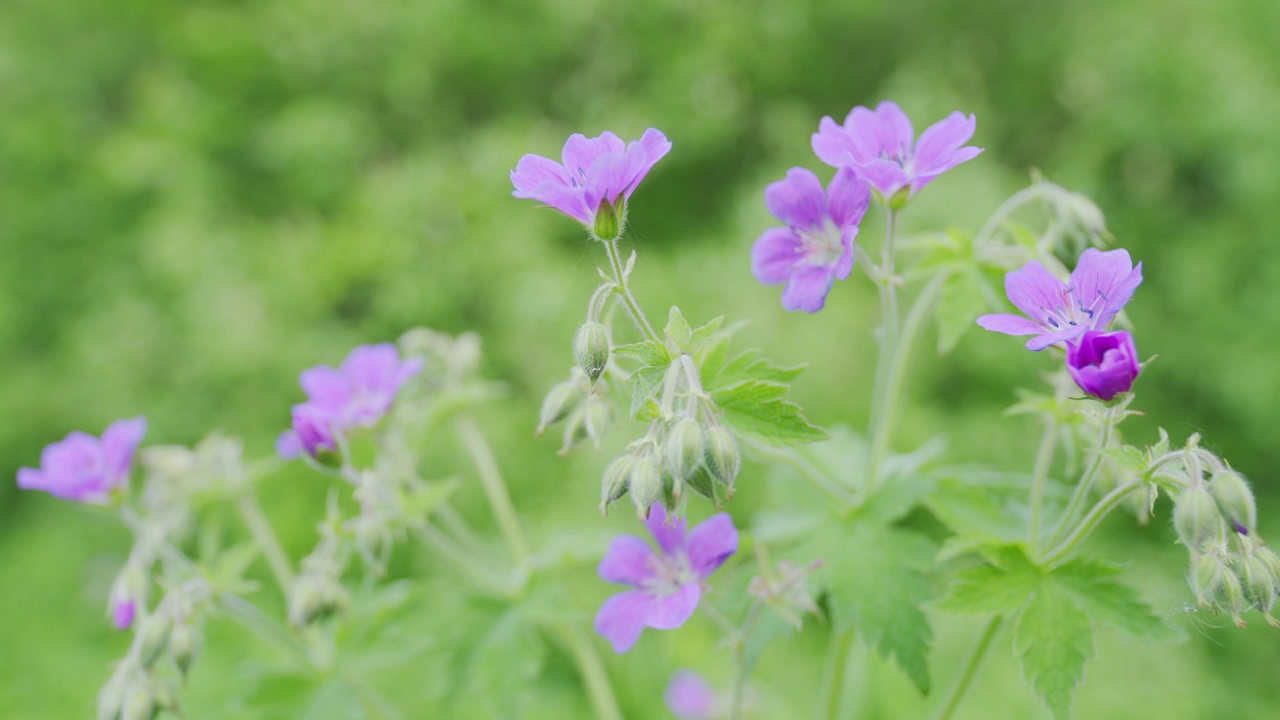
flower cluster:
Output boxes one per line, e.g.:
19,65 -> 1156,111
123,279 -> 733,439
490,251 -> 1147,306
276,343 -> 423,460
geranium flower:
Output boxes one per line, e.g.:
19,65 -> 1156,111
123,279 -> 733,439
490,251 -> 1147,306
976,248 -> 1143,351
1066,330 -> 1140,401
751,166 -> 870,313
811,101 -> 982,206
594,505 -> 738,653
665,669 -> 720,720
16,417 -> 147,503
511,129 -> 672,240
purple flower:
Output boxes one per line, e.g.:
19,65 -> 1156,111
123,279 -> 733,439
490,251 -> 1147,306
812,101 -> 982,206
976,248 -> 1144,351
111,597 -> 137,631
1066,330 -> 1140,401
16,417 -> 147,503
751,167 -> 870,313
510,129 -> 672,238
277,343 -> 422,459
594,505 -> 739,653
665,669 -> 719,720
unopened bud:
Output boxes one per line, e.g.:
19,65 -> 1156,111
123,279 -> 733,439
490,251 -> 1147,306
584,398 -> 610,451
288,576 -> 348,627
151,680 -> 181,715
1174,486 -> 1226,552
135,616 -> 170,668
703,426 -> 740,487
628,458 -> 663,518
97,676 -> 126,720
593,198 -> 625,242
558,407 -> 589,456
599,456 -> 634,511
537,381 -> 582,435
121,684 -> 156,720
573,322 -> 610,383
169,623 -> 201,676
1218,562 -> 1248,627
1190,554 -> 1225,607
1209,470 -> 1257,535
1255,546 -> 1280,580
1242,556 -> 1276,614
663,419 -> 704,482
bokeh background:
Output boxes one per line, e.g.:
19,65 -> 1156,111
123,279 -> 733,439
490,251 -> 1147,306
3,0 -> 1279,717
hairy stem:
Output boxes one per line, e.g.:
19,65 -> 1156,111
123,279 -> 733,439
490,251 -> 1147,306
556,623 -> 624,720
866,209 -> 901,491
603,238 -> 661,344
1047,406 -> 1118,548
933,616 -> 1004,720
1029,419 -> 1059,554
455,416 -> 531,573
1043,480 -> 1143,567
236,492 -> 296,592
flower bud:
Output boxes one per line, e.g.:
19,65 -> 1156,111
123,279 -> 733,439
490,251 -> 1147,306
1242,555 -> 1276,614
593,198 -> 625,242
702,426 -> 740,487
1218,562 -> 1248,627
1173,486 -> 1225,552
1065,330 -> 1140,402
628,458 -> 663,518
287,575 -> 348,627
1255,546 -> 1280,580
558,407 -> 589,456
584,398 -> 611,451
169,623 -> 201,677
97,676 -> 126,720
134,615 -> 170,668
1190,554 -> 1225,607
574,322 -> 610,384
599,455 -> 634,511
1208,469 -> 1257,536
121,684 -> 156,720
664,420 -> 705,482
537,381 -> 582,435
685,468 -> 725,507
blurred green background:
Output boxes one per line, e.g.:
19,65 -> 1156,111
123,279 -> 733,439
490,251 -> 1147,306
3,0 -> 1279,717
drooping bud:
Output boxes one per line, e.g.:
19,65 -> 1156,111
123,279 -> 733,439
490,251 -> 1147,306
287,575 -> 349,628
1174,486 -> 1226,552
593,198 -> 624,242
169,623 -> 201,677
628,458 -> 663,518
134,615 -> 171,668
703,426 -> 740,487
97,675 -> 126,720
1242,555 -> 1276,615
663,419 -> 705,482
599,456 -> 634,511
1218,562 -> 1248,627
1208,469 -> 1257,536
121,684 -> 156,720
1254,546 -> 1280,580
537,380 -> 582,435
558,407 -> 589,456
574,322 -> 610,383
1190,554 -> 1226,607
151,680 -> 181,715
584,398 -> 611,451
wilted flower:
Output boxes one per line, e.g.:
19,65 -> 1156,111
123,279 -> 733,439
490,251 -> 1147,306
1065,330 -> 1140,401
594,505 -> 739,652
811,101 -> 982,206
976,248 -> 1143,351
751,167 -> 870,313
277,344 -> 422,459
511,129 -> 672,240
665,669 -> 719,720
16,417 -> 147,503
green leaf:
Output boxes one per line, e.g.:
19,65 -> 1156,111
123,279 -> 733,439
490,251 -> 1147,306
688,315 -> 724,350
935,546 -> 1040,617
713,379 -> 828,446
1054,558 -> 1183,643
702,345 -> 806,391
630,365 -> 666,421
1014,580 -> 1095,720
935,269 -> 989,354
665,306 -> 692,349
613,339 -> 671,367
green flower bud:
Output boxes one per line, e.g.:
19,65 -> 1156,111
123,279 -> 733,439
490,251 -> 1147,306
287,576 -> 348,627
663,419 -> 705,482
628,457 -> 663,518
574,322 -> 610,383
1255,546 -> 1280,580
134,615 -> 170,668
151,680 -> 181,715
703,426 -> 740,487
558,406 -> 589,456
1190,554 -> 1225,607
1173,486 -> 1226,552
537,381 -> 582,435
121,684 -> 156,720
593,198 -> 625,242
584,398 -> 611,451
169,623 -> 201,677
1208,469 -> 1257,535
1217,562 -> 1248,627
97,676 -> 126,720
599,456 -> 634,512
1243,555 -> 1276,614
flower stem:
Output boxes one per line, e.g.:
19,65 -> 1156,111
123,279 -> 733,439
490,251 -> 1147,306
816,628 -> 855,720
411,523 -> 513,597
1043,480 -> 1143,567
1047,406 -> 1118,548
1028,419 -> 1059,554
933,616 -> 1004,720
455,415 -> 531,574
603,238 -> 661,344
236,492 -> 296,593
743,439 -> 856,513
729,601 -> 764,720
218,592 -> 314,668
555,623 -> 624,720
865,209 -> 902,491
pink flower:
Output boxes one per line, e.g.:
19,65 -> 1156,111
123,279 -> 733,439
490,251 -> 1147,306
1066,330 -> 1141,401
16,417 -> 147,503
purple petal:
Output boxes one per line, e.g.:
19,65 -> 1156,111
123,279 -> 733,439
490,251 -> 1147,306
852,158 -> 911,200
1003,260 -> 1065,323
665,670 -> 717,720
751,227 -> 805,285
1069,249 -> 1142,328
842,106 -> 889,163
645,504 -> 688,556
299,366 -> 350,410
15,467 -> 46,492
1026,325 -> 1087,351
765,168 -> 828,231
594,590 -> 652,653
909,145 -> 984,194
112,598 -> 136,631
975,313 -> 1045,336
781,265 -> 837,313
834,225 -> 858,281
812,115 -> 867,167
826,166 -> 870,229
562,132 -> 625,177
622,128 -> 672,199
871,101 -> 914,159
583,151 -> 633,209
275,430 -> 303,460
510,154 -> 570,196
685,513 -> 739,579
1067,331 -> 1140,401
523,180 -> 593,225
912,112 -> 978,173
644,582 -> 701,630
100,416 -> 146,485
598,535 -> 657,586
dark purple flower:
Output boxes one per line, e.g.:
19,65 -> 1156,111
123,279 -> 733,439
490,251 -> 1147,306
665,669 -> 719,720
16,417 -> 147,504
976,248 -> 1144,351
812,101 -> 982,206
751,167 -> 870,313
511,129 -> 672,236
594,505 -> 739,653
1066,330 -> 1140,401
277,343 -> 422,459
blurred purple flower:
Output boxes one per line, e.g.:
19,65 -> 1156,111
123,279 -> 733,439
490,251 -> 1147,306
594,505 -> 739,653
277,343 -> 422,459
111,597 -> 137,631
976,248 -> 1143,351
511,129 -> 672,232
812,100 -> 982,205
1066,330 -> 1141,401
16,417 -> 147,503
665,669 -> 719,720
751,167 -> 870,313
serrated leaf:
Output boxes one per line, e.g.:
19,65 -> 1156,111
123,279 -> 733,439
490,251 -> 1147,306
703,347 -> 806,391
630,365 -> 666,421
688,316 -> 724,350
613,340 -> 671,367
935,270 -> 989,354
1014,581 -> 1094,720
713,379 -> 828,447
935,545 -> 1040,617
665,306 -> 693,349
1054,558 -> 1182,643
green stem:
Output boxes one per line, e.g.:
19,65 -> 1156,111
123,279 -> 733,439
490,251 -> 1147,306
411,523 -> 513,597
744,439 -> 856,513
217,593 -> 314,668
603,238 -> 661,344
455,416 -> 531,573
556,624 -> 624,720
816,628 -> 854,720
933,616 -> 1004,720
1043,480 -> 1143,567
729,601 -> 764,720
1028,420 -> 1059,554
866,209 -> 901,491
1047,407 -> 1118,548
236,492 -> 296,592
